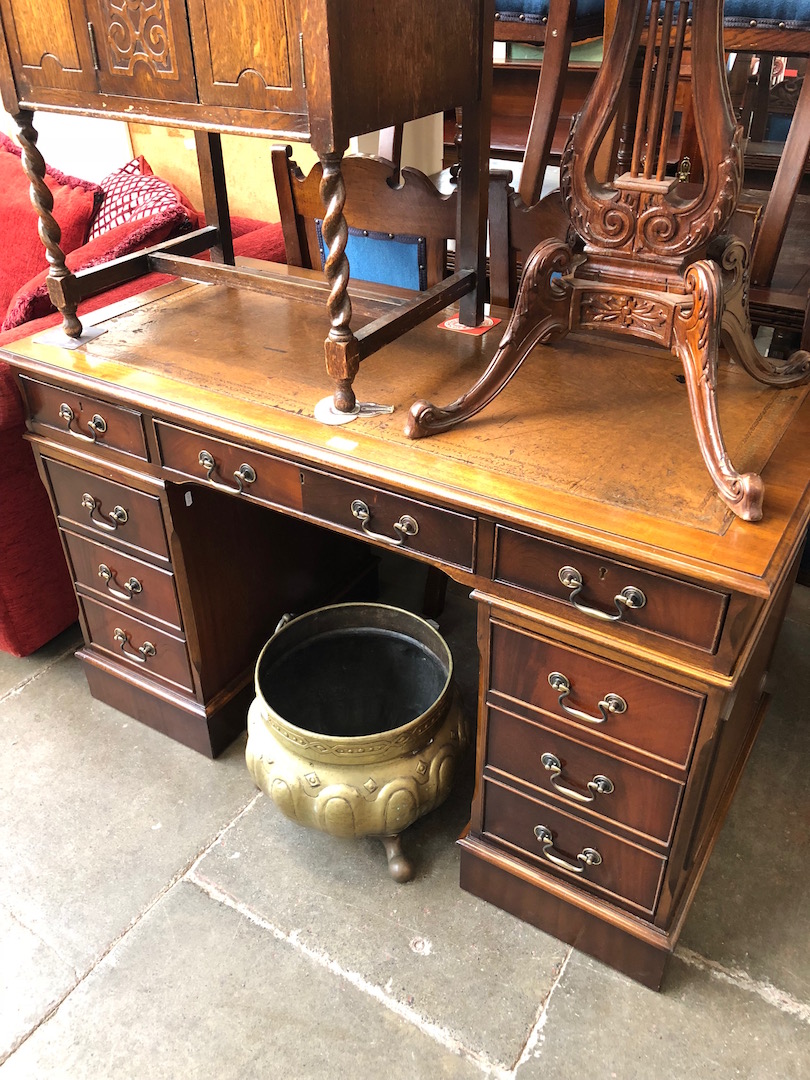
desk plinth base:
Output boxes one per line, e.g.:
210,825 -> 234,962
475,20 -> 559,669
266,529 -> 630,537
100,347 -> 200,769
458,834 -> 672,990
78,648 -> 250,759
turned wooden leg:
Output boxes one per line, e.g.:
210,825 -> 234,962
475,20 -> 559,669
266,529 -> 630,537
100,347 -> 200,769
405,239 -> 574,438
672,260 -> 764,522
716,236 -> 810,388
14,110 -> 82,338
319,151 -> 360,413
380,834 -> 414,883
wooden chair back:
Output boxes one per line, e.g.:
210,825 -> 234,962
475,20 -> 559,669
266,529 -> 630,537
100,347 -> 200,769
271,146 -> 457,291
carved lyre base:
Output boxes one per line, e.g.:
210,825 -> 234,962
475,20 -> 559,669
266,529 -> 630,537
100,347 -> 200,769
14,111 -> 83,339
409,0 -> 810,522
407,234 -> 810,522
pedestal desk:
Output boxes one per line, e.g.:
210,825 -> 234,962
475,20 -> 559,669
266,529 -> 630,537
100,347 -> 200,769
3,278 -> 809,989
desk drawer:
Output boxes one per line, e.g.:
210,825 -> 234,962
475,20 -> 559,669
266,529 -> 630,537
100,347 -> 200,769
20,376 -> 148,460
488,620 -> 704,769
300,468 -> 476,570
81,596 -> 193,692
45,459 -> 169,562
482,778 -> 666,914
486,706 -> 683,846
155,422 -> 302,511
64,531 -> 182,631
494,525 -> 728,652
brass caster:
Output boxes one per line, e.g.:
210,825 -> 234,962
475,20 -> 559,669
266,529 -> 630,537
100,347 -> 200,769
381,834 -> 414,883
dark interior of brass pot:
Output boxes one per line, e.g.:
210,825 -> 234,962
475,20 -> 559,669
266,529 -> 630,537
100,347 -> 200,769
259,624 -> 449,738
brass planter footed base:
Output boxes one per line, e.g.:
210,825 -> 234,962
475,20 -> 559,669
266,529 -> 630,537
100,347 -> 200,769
246,603 -> 469,882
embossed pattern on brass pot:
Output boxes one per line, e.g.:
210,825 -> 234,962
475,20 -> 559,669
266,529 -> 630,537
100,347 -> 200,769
246,603 -> 469,882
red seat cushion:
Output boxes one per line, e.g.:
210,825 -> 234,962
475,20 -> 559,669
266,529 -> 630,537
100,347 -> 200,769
0,132 -> 103,323
2,216 -> 287,331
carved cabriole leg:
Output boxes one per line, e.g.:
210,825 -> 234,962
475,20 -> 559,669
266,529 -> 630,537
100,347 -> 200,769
14,111 -> 82,338
405,239 -> 574,438
319,151 -> 360,413
714,235 -> 810,387
672,260 -> 764,522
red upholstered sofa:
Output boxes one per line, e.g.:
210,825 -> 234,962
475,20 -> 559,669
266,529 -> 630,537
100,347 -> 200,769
0,133 -> 285,656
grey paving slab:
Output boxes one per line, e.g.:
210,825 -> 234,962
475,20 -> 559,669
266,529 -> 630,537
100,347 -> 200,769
0,653 -> 256,975
518,951 -> 810,1080
0,879 -> 485,1080
0,624 -> 81,698
0,903 -> 79,1061
678,612 -> 810,1004
786,581 -> 810,626
192,773 -> 569,1072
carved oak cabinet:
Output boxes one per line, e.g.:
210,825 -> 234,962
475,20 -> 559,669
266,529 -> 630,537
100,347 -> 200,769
0,0 -> 484,146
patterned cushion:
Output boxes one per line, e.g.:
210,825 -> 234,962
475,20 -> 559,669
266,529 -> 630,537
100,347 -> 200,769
90,157 -> 194,239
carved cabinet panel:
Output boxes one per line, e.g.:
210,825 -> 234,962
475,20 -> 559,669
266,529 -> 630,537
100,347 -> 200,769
84,0 -> 197,102
0,0 -> 97,95
186,0 -> 306,114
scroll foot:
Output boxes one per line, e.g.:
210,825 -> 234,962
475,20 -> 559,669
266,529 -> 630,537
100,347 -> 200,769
674,260 -> 765,521
404,239 -> 574,439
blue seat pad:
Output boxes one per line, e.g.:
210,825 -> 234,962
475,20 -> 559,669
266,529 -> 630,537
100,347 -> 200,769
496,2 -> 810,32
315,222 -> 427,292
495,1 -> 603,40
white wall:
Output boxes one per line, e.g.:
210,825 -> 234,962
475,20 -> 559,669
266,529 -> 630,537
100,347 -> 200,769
1,109 -> 132,181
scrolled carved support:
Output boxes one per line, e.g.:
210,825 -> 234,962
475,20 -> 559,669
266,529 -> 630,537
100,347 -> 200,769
405,240 -> 574,439
319,151 -> 358,412
14,110 -> 82,338
672,260 -> 764,521
712,235 -> 810,388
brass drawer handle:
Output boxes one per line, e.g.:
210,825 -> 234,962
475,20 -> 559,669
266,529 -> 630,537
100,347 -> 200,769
533,825 -> 602,874
540,752 -> 614,804
81,493 -> 128,532
59,402 -> 107,443
558,565 -> 646,622
113,627 -> 155,664
98,563 -> 142,601
198,449 -> 256,494
350,499 -> 419,547
547,672 -> 627,725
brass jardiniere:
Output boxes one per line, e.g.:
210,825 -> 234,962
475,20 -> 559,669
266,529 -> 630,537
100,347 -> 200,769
246,603 -> 468,881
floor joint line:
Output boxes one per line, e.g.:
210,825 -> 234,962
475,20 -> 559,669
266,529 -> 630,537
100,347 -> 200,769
0,790 -> 261,1067
675,945 -> 810,1024
188,869 -> 514,1078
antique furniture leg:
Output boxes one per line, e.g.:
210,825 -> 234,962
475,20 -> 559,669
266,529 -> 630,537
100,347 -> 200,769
715,235 -> 810,386
406,239 -> 574,437
14,110 -> 82,339
672,261 -> 764,521
380,834 -> 414,883
319,150 -> 362,413
194,131 -> 235,265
